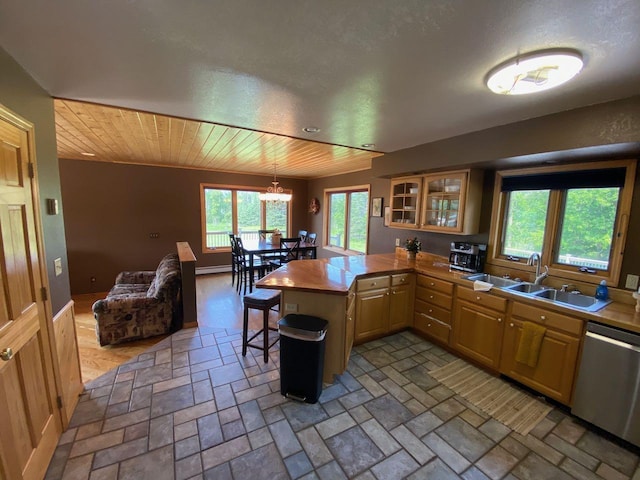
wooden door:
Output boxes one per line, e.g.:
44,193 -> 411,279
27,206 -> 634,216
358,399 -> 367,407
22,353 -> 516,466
354,288 -> 389,343
452,300 -> 504,369
500,318 -> 580,405
0,110 -> 61,479
389,284 -> 412,331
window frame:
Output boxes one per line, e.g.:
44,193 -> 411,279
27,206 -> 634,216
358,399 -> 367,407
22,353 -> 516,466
323,184 -> 371,255
200,183 -> 291,253
488,160 -> 636,287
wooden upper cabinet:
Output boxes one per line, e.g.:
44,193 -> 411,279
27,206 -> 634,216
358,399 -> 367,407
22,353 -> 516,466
388,169 -> 483,234
420,169 -> 483,234
389,177 -> 422,228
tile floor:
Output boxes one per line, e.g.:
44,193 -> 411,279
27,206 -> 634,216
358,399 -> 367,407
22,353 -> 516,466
46,324 -> 640,480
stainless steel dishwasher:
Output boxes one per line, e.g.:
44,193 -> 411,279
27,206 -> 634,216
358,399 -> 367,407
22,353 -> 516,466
572,322 -> 640,447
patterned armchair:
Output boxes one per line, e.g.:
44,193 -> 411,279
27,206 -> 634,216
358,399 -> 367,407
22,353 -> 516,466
92,253 -> 182,346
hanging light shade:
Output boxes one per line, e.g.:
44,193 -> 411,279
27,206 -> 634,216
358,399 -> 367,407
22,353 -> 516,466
259,161 -> 292,202
486,49 -> 583,95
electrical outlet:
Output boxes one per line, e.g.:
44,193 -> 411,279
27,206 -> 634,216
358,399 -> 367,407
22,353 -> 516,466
625,274 -> 639,290
395,238 -> 400,247
284,303 -> 298,312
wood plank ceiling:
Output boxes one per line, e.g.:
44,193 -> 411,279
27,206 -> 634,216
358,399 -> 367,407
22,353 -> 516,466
54,99 -> 383,179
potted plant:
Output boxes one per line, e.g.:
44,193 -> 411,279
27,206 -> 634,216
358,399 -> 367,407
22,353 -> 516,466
405,237 -> 421,260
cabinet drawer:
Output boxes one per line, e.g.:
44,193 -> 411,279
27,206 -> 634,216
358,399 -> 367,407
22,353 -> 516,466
414,313 -> 450,344
511,302 -> 583,337
357,275 -> 390,292
416,275 -> 454,295
415,299 -> 451,325
392,273 -> 413,286
415,286 -> 452,309
456,286 -> 507,312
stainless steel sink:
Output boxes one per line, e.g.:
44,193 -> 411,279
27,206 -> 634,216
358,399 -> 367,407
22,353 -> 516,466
504,282 -> 547,294
532,289 -> 612,312
463,273 -> 519,288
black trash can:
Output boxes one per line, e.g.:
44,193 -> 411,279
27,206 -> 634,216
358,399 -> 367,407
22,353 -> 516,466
278,314 -> 328,404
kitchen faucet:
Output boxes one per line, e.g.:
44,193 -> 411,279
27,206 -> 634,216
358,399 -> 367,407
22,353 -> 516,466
527,253 -> 549,285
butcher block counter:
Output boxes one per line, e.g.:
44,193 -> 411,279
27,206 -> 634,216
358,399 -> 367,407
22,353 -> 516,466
256,252 -> 640,385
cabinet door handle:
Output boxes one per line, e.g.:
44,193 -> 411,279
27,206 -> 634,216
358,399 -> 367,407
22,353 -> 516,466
427,323 -> 431,327
386,292 -> 390,296
476,296 -> 481,301
497,318 -> 502,323
400,278 -> 405,283
429,295 -> 434,299
392,290 -> 397,295
428,309 -> 433,313
429,282 -> 435,286
540,315 -> 546,321
510,323 -> 514,327
0,348 -> 13,361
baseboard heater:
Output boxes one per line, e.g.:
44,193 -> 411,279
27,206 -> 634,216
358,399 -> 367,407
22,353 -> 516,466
196,265 -> 232,275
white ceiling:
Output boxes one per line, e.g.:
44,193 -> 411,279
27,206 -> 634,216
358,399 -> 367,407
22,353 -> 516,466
2,1 -> 640,168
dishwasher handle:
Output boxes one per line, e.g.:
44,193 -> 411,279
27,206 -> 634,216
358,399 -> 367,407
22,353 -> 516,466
586,330 -> 640,353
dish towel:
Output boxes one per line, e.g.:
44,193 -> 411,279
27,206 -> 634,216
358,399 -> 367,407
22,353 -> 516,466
473,280 -> 493,291
515,321 -> 547,368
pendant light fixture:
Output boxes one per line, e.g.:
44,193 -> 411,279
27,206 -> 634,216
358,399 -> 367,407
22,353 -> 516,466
486,49 -> 583,95
259,161 -> 292,202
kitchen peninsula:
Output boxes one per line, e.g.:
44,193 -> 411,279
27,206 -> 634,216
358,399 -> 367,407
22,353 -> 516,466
256,252 -> 640,404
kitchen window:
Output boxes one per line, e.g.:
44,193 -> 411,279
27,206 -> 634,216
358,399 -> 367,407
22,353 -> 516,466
489,160 -> 636,286
324,185 -> 370,254
200,184 -> 290,252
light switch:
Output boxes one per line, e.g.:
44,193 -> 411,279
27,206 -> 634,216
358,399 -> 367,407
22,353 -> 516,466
54,258 -> 63,276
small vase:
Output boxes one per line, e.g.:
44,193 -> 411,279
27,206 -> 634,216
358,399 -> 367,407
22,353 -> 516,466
406,251 -> 416,261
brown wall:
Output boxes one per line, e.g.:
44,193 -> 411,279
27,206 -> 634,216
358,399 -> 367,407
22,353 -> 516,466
59,159 -> 308,294
0,48 -> 72,315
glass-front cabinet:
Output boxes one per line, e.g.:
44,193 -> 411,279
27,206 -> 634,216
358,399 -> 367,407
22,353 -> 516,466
422,172 -> 466,232
390,177 -> 422,228
388,169 -> 482,234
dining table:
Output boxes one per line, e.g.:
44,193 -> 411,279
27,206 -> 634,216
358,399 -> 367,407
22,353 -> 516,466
240,238 -> 318,292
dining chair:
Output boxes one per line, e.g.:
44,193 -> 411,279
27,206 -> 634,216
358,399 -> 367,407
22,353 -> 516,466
229,233 -> 238,287
297,230 -> 308,242
234,236 -> 268,294
270,237 -> 301,269
258,229 -> 275,240
302,232 -> 317,259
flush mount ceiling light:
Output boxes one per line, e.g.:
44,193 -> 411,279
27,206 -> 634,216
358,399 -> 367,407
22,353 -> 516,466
486,49 -> 583,95
259,161 -> 292,202
303,126 -> 320,133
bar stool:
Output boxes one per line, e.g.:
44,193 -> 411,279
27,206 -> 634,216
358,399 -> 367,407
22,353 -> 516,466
242,289 -> 281,362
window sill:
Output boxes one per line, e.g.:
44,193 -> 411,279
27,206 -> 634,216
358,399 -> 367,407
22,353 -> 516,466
323,246 -> 366,256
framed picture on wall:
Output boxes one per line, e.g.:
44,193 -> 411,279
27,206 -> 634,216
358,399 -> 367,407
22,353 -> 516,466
371,197 -> 383,217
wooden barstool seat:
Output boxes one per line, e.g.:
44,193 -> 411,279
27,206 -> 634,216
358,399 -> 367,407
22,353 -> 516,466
242,289 -> 281,362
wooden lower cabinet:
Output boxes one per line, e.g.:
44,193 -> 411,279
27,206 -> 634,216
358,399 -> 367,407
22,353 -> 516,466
355,288 -> 390,342
389,274 -> 415,331
413,274 -> 453,345
452,301 -> 505,369
499,303 -> 582,405
354,273 -> 414,343
344,289 -> 356,367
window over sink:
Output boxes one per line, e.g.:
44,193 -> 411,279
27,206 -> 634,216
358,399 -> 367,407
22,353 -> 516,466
489,160 -> 636,287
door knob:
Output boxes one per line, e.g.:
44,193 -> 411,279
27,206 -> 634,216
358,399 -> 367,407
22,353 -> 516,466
1,348 -> 14,361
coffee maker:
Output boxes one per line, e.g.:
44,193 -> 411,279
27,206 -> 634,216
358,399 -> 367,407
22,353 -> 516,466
449,242 -> 487,273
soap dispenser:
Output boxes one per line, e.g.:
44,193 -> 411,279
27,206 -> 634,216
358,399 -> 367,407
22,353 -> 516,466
595,280 -> 609,301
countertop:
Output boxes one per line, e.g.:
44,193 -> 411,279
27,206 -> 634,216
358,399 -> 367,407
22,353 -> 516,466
255,253 -> 640,334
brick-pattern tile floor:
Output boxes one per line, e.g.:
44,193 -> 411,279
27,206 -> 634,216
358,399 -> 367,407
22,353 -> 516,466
45,328 -> 640,480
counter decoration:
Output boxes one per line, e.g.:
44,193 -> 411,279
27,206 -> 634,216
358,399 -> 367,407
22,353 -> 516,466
271,228 -> 282,244
405,237 -> 421,260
